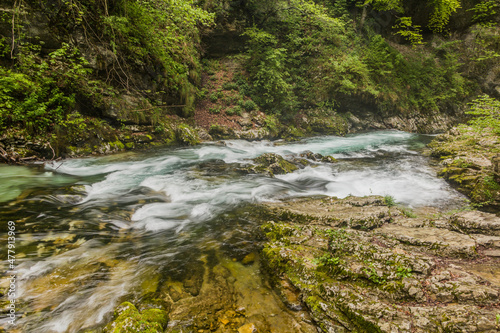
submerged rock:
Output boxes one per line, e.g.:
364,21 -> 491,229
103,302 -> 169,333
259,196 -> 500,333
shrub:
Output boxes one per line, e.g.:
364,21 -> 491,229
209,106 -> 221,114
464,94 -> 500,134
209,93 -> 219,103
240,99 -> 258,111
226,106 -> 242,116
222,82 -> 239,91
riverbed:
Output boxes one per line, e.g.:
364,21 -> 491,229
0,131 -> 467,332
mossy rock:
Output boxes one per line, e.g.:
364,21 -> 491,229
175,124 -> 200,146
309,116 -> 348,136
141,309 -> 169,327
110,140 -> 125,150
209,124 -> 235,140
104,302 -> 169,333
245,153 -> 298,177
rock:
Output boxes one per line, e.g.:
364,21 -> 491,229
429,126 -> 500,208
197,127 -> 213,141
241,252 -> 256,265
175,124 -> 200,146
104,301 -> 168,333
209,125 -> 236,140
238,323 -> 257,333
484,249 -> 500,257
451,211 -> 500,236
266,196 -> 392,230
242,153 -> 298,177
259,196 -> 500,333
377,224 -> 477,257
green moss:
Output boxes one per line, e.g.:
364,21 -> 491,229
111,140 -> 125,150
141,309 -> 168,327
104,302 -> 168,333
261,246 -> 288,272
175,124 -> 200,146
251,153 -> 298,176
114,302 -> 139,319
261,222 -> 294,242
309,115 -> 348,136
125,142 -> 135,149
208,124 -> 235,139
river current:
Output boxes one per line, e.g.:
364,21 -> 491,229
0,131 -> 466,332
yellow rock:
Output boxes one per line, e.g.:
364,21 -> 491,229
238,323 -> 257,333
241,252 -> 256,265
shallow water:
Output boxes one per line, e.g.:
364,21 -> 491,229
0,130 -> 466,332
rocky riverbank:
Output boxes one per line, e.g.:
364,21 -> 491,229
260,196 -> 500,332
429,125 -> 500,211
99,195 -> 500,333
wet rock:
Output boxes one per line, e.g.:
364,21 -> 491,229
137,292 -> 172,313
241,252 -> 256,265
209,125 -> 236,140
104,301 -> 168,333
197,127 -> 213,141
175,124 -> 200,146
237,323 -> 257,333
493,153 -> 500,182
241,153 -> 298,177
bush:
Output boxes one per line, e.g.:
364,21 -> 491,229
464,94 -> 500,134
226,106 -> 242,116
209,93 -> 219,103
240,99 -> 258,111
209,106 -> 221,114
384,195 -> 396,207
222,82 -> 239,91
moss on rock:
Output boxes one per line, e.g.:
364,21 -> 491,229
104,302 -> 169,333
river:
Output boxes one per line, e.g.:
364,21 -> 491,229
0,130 -> 466,332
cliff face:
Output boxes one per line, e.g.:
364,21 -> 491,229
0,0 -> 214,161
0,0 -> 499,163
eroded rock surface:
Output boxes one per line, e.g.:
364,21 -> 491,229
260,196 -> 500,332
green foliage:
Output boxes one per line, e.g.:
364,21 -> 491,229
237,0 -> 471,119
240,99 -> 258,111
364,35 -> 466,114
222,82 -> 239,91
400,207 -> 417,218
393,17 -> 424,46
209,106 -> 221,114
209,93 -> 219,103
244,28 -> 296,113
428,0 -> 462,33
363,263 -> 386,285
384,195 -> 396,207
468,1 -> 499,25
0,43 -> 90,134
225,106 -> 242,116
465,95 -> 500,134
394,265 -> 413,279
315,253 -> 341,268
363,0 -> 404,12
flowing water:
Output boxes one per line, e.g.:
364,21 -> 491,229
0,131 -> 466,332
